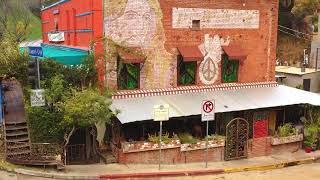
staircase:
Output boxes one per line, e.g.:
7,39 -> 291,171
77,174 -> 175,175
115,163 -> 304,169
2,81 -> 64,169
2,81 -> 32,161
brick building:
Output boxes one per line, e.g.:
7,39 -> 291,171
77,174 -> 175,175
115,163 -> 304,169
41,0 -> 320,164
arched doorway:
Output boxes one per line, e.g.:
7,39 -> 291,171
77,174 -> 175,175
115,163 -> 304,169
225,118 -> 249,161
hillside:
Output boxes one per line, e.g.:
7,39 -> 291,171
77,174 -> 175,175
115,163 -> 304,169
28,12 -> 42,40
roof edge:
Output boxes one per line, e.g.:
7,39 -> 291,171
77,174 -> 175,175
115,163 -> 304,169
112,81 -> 279,99
41,0 -> 70,11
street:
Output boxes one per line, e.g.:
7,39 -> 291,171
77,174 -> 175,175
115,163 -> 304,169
164,163 -> 320,180
0,163 -> 320,180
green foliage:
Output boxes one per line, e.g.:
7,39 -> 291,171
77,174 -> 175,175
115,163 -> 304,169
178,133 -> 198,144
0,34 -> 29,86
40,57 -> 98,90
0,0 -> 33,42
25,57 -> 113,144
304,124 -> 319,147
0,33 -> 20,66
204,134 -> 225,141
274,123 -> 299,137
302,106 -> 320,149
62,88 -> 114,129
147,132 -> 172,144
26,106 -> 64,143
295,84 -> 304,89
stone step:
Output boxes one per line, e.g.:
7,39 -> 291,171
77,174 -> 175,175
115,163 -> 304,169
7,143 -> 30,150
6,136 -> 29,143
5,124 -> 28,131
7,150 -> 31,156
6,130 -> 28,137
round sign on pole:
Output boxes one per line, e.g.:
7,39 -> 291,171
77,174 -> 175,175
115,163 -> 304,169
203,100 -> 214,113
202,100 -> 215,121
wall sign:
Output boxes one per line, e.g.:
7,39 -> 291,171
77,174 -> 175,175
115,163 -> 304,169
30,89 -> 45,107
28,47 -> 43,57
48,32 -> 65,42
172,8 -> 260,29
52,9 -> 60,15
154,104 -> 169,121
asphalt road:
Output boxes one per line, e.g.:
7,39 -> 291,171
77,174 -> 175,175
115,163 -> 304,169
163,163 -> 320,180
1,163 -> 320,180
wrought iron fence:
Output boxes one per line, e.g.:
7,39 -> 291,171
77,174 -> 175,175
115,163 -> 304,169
66,144 -> 86,165
6,142 -> 63,165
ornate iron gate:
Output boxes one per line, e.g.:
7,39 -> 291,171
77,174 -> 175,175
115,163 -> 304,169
225,118 -> 249,161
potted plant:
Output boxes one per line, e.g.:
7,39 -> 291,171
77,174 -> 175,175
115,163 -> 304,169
304,125 -> 319,152
304,139 -> 313,153
271,123 -> 303,145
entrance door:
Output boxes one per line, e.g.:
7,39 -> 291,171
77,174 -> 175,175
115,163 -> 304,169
303,79 -> 311,91
225,118 -> 249,161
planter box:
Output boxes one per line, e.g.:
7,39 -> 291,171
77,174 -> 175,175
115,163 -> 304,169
122,140 -> 181,153
271,134 -> 303,145
181,139 -> 225,152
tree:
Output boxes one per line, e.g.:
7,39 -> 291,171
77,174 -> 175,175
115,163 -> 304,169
0,0 -> 32,42
60,88 -> 117,164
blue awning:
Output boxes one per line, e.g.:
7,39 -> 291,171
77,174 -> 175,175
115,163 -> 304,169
41,44 -> 89,65
20,44 -> 89,66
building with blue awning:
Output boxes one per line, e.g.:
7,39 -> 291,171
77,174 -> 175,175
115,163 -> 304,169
20,42 -> 89,66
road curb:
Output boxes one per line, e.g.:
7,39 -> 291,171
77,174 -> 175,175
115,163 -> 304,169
99,169 -> 224,179
224,157 -> 315,173
100,157 -> 317,179
15,169 -> 99,180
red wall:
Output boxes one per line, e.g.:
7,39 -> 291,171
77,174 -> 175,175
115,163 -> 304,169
41,0 -> 103,49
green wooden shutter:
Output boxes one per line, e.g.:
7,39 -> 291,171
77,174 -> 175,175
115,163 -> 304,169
178,61 -> 196,85
222,55 -> 239,83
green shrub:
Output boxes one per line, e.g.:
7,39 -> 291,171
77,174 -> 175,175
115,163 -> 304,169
275,123 -> 299,137
203,134 -> 225,141
147,133 -> 171,144
178,133 -> 198,144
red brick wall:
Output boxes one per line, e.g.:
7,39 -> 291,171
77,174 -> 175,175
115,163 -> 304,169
248,137 -> 272,158
180,147 -> 224,163
114,140 -> 302,164
159,0 -> 279,84
271,142 -> 302,155
117,147 -> 224,164
104,0 -> 279,90
248,137 -> 302,158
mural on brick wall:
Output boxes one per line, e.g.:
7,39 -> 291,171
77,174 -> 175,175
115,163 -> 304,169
104,0 -> 157,48
172,8 -> 260,29
198,34 -> 230,85
104,2 -> 262,89
104,0 -> 174,89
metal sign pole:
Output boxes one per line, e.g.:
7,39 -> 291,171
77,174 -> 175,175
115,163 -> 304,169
159,120 -> 162,170
205,120 -> 209,168
36,58 -> 40,89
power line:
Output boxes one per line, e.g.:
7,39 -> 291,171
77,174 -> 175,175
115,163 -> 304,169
278,25 -> 313,37
278,29 -> 311,41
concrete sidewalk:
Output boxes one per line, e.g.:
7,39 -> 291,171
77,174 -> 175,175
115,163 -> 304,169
13,150 -> 320,179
